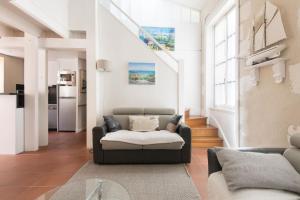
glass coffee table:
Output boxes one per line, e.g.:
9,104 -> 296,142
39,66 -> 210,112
36,179 -> 130,200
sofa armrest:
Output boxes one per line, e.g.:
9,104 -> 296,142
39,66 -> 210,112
207,147 -> 286,176
177,123 -> 191,163
92,125 -> 107,163
177,123 -> 191,144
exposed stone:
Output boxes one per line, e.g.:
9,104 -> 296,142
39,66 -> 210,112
289,63 -> 300,95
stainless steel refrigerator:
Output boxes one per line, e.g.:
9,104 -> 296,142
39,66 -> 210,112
58,86 -> 76,131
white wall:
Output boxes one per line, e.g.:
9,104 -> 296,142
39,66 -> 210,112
173,23 -> 201,115
12,0 -> 69,37
97,5 -> 178,119
0,54 -> 24,93
69,0 -> 88,31
109,0 -> 202,115
0,57 -> 4,92
209,109 -> 236,147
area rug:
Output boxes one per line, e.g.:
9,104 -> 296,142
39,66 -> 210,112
68,161 -> 201,200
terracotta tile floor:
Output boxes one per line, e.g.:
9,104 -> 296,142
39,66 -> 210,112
0,132 -> 208,200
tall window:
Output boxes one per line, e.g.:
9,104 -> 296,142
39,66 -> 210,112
214,8 -> 236,108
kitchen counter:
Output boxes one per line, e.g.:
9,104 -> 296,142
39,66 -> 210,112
0,93 -> 17,95
0,95 -> 24,154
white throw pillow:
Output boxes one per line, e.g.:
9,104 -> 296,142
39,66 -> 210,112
129,115 -> 159,131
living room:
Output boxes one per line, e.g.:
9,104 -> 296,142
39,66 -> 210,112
0,0 -> 299,199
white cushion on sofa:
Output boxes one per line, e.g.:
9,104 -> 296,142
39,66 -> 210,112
208,172 -> 300,200
129,115 -> 159,131
100,130 -> 185,150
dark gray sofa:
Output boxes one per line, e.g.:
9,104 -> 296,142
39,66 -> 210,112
93,108 -> 191,164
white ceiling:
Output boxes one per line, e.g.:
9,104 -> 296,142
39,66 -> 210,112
166,0 -> 210,10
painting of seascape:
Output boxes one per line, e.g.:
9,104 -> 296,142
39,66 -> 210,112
128,62 -> 156,85
139,26 -> 175,51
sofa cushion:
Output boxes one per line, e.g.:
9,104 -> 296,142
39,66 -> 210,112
144,108 -> 175,115
166,115 -> 182,132
143,142 -> 183,150
103,116 -> 122,132
208,172 -> 300,200
113,107 -> 144,115
113,115 -> 130,130
158,115 -> 174,130
113,115 -> 174,130
101,140 -> 142,150
129,115 -> 159,131
100,130 -> 185,150
284,148 -> 300,173
290,133 -> 300,148
216,149 -> 300,194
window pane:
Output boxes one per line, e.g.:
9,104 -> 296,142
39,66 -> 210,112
191,10 -> 200,23
227,8 -> 236,36
227,35 -> 236,59
215,43 -> 226,64
227,59 -> 236,82
215,84 -> 225,106
181,7 -> 191,22
215,64 -> 225,84
215,19 -> 226,45
227,82 -> 236,107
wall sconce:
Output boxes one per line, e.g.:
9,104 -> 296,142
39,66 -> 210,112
96,59 -> 112,72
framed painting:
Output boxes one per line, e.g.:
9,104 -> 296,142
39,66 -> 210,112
128,62 -> 156,85
139,26 -> 175,51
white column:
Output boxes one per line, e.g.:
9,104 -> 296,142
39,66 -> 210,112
86,0 -> 99,149
178,60 -> 185,118
24,33 -> 39,151
38,49 -> 48,146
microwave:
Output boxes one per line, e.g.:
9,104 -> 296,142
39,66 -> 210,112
58,70 -> 76,86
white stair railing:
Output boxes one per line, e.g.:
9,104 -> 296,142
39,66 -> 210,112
98,0 -> 184,114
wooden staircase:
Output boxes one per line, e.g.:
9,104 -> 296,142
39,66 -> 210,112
185,109 -> 223,148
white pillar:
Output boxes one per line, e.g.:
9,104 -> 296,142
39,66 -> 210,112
24,33 -> 39,151
38,49 -> 48,146
86,0 -> 98,149
178,60 -> 185,118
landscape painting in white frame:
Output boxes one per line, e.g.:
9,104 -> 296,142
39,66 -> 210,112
128,62 -> 156,85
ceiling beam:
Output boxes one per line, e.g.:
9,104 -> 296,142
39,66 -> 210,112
0,37 -> 25,48
39,38 -> 87,50
0,5 -> 42,36
0,37 -> 87,51
0,49 -> 24,58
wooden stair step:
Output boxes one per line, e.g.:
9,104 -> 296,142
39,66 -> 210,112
185,116 -> 207,127
192,137 -> 223,148
191,125 -> 218,137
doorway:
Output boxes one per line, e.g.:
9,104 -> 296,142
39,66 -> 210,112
47,50 -> 87,136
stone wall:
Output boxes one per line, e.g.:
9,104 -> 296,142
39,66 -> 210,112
238,0 -> 300,147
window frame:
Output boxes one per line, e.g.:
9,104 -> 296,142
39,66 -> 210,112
212,6 -> 237,110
